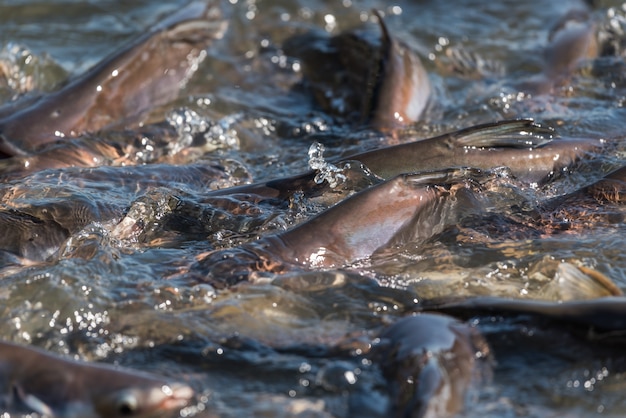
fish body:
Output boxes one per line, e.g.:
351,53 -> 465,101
208,119 -> 598,204
369,10 -> 431,130
519,8 -> 598,95
427,296 -> 626,333
195,169 -> 478,287
372,314 -> 489,418
0,340 -> 193,418
0,1 -> 227,157
270,171 -> 467,268
284,10 -> 430,130
350,119 -> 601,186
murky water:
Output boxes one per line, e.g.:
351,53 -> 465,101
1,0 -> 626,416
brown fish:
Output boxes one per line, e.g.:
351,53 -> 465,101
193,168 -> 480,287
584,165 -> 626,204
372,313 -> 489,418
520,8 -> 598,95
0,339 -> 193,418
425,296 -> 626,334
284,9 -> 430,131
0,1 -> 227,157
538,164 -> 626,230
206,119 -> 601,204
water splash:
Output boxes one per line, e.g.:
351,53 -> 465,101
0,43 -> 67,100
307,142 -> 346,188
166,108 -> 240,155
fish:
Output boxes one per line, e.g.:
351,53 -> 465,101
193,168 -> 481,287
0,0 -> 227,157
206,119 -> 601,204
538,164 -> 626,230
424,296 -> 626,335
0,159 -> 249,261
371,313 -> 490,418
519,8 -> 598,95
0,209 -> 73,262
584,165 -> 626,204
283,9 -> 431,131
0,339 -> 194,418
367,10 -> 432,131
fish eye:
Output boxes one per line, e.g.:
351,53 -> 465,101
115,393 -> 139,416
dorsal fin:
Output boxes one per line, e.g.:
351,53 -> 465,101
450,119 -> 555,148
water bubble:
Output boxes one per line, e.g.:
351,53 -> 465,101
307,142 -> 346,188
166,108 -> 240,155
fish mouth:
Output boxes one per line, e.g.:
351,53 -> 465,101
157,383 -> 195,410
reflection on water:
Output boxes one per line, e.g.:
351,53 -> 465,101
1,0 -> 626,416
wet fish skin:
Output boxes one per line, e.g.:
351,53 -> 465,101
350,119 -> 602,186
368,9 -> 431,131
208,119 -> 596,203
425,296 -> 626,334
372,313 -> 489,418
0,0 -> 227,157
271,171 -> 470,268
195,169 -> 480,287
519,8 -> 598,95
584,165 -> 626,204
543,9 -> 598,80
0,340 -> 193,418
283,9 -> 430,130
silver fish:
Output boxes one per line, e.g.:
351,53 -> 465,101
0,1 -> 227,157
0,340 -> 194,418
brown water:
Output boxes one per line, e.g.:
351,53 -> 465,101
1,0 -> 626,416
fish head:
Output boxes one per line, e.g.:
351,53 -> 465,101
8,354 -> 195,418
91,382 -> 194,418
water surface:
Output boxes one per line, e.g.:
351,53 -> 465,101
1,0 -> 626,416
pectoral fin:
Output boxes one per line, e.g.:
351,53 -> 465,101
13,384 -> 55,417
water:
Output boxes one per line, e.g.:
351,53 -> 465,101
1,0 -> 626,416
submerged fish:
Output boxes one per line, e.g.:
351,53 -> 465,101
539,164 -> 626,230
584,165 -> 626,204
283,9 -> 430,131
372,314 -> 489,418
515,8 -> 598,95
0,340 -> 193,418
0,0 -> 227,157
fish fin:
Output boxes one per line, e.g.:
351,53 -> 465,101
450,119 -> 555,148
0,132 -> 30,157
13,384 -> 56,417
357,9 -> 390,123
403,167 -> 486,186
371,9 -> 392,48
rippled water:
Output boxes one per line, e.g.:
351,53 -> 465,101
1,0 -> 626,416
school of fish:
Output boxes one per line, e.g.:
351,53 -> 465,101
0,0 -> 625,417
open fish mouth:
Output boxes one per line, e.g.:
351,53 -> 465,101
156,383 -> 195,411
